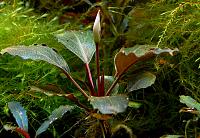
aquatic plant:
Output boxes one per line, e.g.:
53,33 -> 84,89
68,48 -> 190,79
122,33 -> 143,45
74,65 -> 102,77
1,10 -> 178,137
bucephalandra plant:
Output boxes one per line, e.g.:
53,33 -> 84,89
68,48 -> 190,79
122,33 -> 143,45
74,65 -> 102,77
1,10 -> 179,137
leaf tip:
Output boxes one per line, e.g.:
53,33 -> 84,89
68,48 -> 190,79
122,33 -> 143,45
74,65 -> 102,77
93,10 -> 101,43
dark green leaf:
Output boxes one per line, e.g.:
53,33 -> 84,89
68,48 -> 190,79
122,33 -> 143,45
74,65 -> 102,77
36,105 -> 74,136
127,72 -> 156,92
90,95 -> 129,114
8,101 -> 28,132
56,31 -> 96,63
1,45 -> 69,72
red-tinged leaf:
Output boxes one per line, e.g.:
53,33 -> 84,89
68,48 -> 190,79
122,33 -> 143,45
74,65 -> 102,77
114,45 -> 178,76
114,50 -> 138,76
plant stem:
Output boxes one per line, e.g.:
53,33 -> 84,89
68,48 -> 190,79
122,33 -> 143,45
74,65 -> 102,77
106,52 -> 156,96
64,93 -> 91,112
62,70 -> 89,99
85,63 -> 95,96
100,70 -> 105,96
105,75 -> 120,96
30,85 -> 91,112
15,127 -> 30,138
96,43 -> 101,96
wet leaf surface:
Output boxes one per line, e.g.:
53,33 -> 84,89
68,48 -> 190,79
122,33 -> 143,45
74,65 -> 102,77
36,105 -> 74,136
8,101 -> 28,132
114,45 -> 178,76
1,45 -> 69,72
180,95 -> 200,111
56,30 -> 96,64
90,95 -> 129,114
127,72 -> 156,92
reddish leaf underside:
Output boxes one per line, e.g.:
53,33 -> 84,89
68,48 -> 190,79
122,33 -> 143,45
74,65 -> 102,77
114,45 -> 179,77
114,52 -> 138,76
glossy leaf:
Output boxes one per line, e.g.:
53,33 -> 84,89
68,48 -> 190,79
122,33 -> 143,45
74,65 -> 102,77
127,72 -> 156,92
8,101 -> 28,132
36,105 -> 74,136
89,95 -> 129,114
180,95 -> 200,111
56,31 -> 96,63
114,45 -> 179,76
1,45 -> 69,72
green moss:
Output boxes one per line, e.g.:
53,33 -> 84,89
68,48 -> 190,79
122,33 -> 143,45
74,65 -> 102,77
0,2 -> 67,49
123,0 -> 200,137
0,2 -> 74,136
